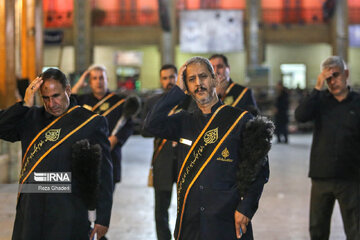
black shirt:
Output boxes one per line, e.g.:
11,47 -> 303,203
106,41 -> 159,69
295,88 -> 360,181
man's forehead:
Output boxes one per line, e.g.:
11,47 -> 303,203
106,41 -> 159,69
160,68 -> 176,77
210,57 -> 224,64
186,63 -> 209,75
90,69 -> 106,77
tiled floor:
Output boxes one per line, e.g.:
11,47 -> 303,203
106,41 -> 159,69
0,134 -> 346,240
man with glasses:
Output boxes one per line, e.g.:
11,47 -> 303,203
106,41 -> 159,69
295,56 -> 360,240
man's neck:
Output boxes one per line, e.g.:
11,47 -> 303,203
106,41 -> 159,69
217,79 -> 231,98
93,91 -> 106,100
334,88 -> 349,102
197,95 -> 219,114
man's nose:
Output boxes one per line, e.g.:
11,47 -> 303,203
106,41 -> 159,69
194,77 -> 201,85
48,98 -> 55,107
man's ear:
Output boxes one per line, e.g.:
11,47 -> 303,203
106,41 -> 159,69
344,69 -> 349,79
66,85 -> 71,96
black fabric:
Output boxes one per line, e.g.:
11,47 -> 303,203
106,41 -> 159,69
0,101 -> 113,239
222,79 -> 257,110
175,105 -> 248,238
310,179 -> 360,240
74,92 -> 133,183
145,86 -> 270,240
274,89 -> 289,143
155,190 -> 173,240
295,89 -> 360,181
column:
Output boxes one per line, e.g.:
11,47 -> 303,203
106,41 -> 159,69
0,0 -> 16,108
246,0 -> 263,68
332,0 -> 348,61
73,0 -> 92,73
159,0 -> 175,65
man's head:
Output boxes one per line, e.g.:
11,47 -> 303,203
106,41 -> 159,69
183,57 -> 217,106
209,54 -> 231,92
321,56 -> 349,97
160,64 -> 177,91
39,68 -> 71,117
88,64 -> 108,97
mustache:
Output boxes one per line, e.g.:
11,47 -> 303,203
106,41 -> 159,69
166,83 -> 175,90
195,86 -> 207,93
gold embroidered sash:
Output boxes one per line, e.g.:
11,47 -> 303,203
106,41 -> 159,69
90,93 -> 125,117
19,106 -> 98,185
175,105 -> 248,240
222,83 -> 248,107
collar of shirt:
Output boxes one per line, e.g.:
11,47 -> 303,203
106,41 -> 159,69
324,86 -> 353,102
194,100 -> 223,118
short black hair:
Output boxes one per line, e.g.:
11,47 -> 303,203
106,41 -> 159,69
40,68 -> 69,89
208,54 -> 229,67
160,64 -> 177,75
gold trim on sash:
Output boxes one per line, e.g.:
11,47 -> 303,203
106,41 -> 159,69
22,106 -> 80,164
92,92 -> 115,112
176,108 -> 248,240
221,82 -> 235,102
232,87 -> 248,107
102,99 -> 125,117
152,104 -> 180,162
177,105 -> 226,183
21,113 -> 98,185
152,139 -> 167,162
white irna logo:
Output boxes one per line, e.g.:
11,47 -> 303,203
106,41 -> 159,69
33,172 -> 71,182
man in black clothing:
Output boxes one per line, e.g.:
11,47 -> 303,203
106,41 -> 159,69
145,57 -> 272,240
142,64 -> 182,240
295,56 -> 360,240
72,65 -> 133,186
274,81 -> 289,143
209,54 -> 257,109
0,68 -> 113,239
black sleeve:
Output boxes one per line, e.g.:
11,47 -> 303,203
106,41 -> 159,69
91,116 -> 113,227
295,89 -> 321,123
140,95 -> 159,138
0,102 -> 29,142
144,86 -> 187,141
237,160 -> 269,219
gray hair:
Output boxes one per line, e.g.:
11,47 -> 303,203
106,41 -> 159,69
184,56 -> 216,80
321,56 -> 347,72
87,64 -> 107,73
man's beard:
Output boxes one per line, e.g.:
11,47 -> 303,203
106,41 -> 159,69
192,86 -> 214,105
165,83 -> 175,91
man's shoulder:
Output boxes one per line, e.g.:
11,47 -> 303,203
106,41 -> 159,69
145,93 -> 164,106
75,106 -> 104,120
108,91 -> 125,101
220,105 -> 252,121
228,82 -> 253,97
232,82 -> 247,91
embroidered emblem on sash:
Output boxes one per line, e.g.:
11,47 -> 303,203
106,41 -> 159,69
99,102 -> 110,111
203,128 -> 218,145
222,147 -> 229,158
45,129 -> 61,142
224,96 -> 234,105
217,147 -> 233,162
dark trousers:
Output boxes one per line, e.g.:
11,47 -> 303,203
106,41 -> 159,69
155,190 -> 173,240
310,179 -> 360,240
